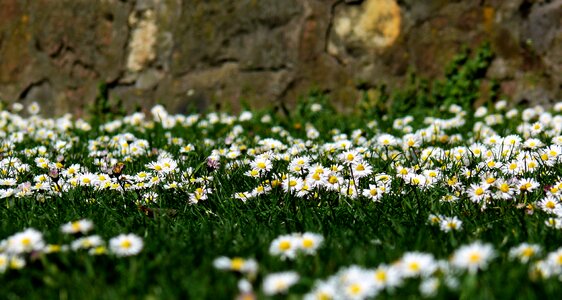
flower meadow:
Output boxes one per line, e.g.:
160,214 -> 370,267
3,100 -> 562,298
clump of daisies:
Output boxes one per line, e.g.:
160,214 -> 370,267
0,219 -> 144,274
213,256 -> 258,277
262,271 -> 300,296
269,232 -> 324,260
450,241 -> 495,274
61,219 -> 94,235
427,214 -> 463,233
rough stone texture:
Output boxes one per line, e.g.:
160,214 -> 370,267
0,0 -> 560,115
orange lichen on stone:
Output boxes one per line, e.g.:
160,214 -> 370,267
126,10 -> 158,72
483,6 -> 495,35
357,0 -> 401,48
332,0 -> 401,52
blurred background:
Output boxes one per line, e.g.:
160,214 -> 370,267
0,0 -> 560,116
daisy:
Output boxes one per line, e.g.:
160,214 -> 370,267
28,101 -> 40,115
180,143 -> 195,153
141,191 -> 159,204
213,256 -> 258,275
402,133 -> 422,149
545,248 -> 562,274
244,168 -> 261,178
306,170 -> 327,188
262,271 -> 299,296
537,196 -> 561,214
339,150 -> 361,166
405,173 -> 428,188
362,184 -> 384,202
450,241 -> 495,274
295,180 -> 313,198
423,169 -> 441,184
375,173 -> 392,186
282,176 -> 304,194
5,228 -> 45,254
517,178 -> 539,193
398,252 -> 437,278
440,194 -> 460,203
189,187 -> 209,204
234,191 -> 252,203
493,178 -> 516,200
71,235 -> 104,251
545,217 -> 562,229
250,157 -> 272,173
0,253 -> 8,273
78,172 -> 98,187
428,214 -> 442,226
251,184 -> 271,197
372,264 -> 402,290
467,183 -> 490,204
146,160 -> 165,174
338,266 -> 379,300
61,219 -> 94,234
269,234 -> 299,260
523,138 -> 544,149
509,243 -> 541,263
419,277 -> 440,298
9,256 -> 26,270
503,134 -> 522,148
322,172 -> 344,192
439,216 -> 463,232
288,156 -> 311,173
297,232 -> 324,255
341,181 -> 359,199
502,160 -> 521,175
377,134 -> 397,148
304,279 -> 337,300
109,233 -> 143,257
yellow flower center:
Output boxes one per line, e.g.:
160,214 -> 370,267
375,271 -> 387,282
469,253 -> 481,263
408,262 -> 420,272
521,248 -> 534,258
279,241 -> 291,251
21,238 -> 31,246
230,257 -> 245,271
500,183 -> 510,193
317,292 -> 331,300
120,240 -> 132,249
349,283 -> 362,295
302,238 -> 314,248
475,187 -> 484,196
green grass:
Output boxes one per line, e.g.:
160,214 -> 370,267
1,99 -> 562,299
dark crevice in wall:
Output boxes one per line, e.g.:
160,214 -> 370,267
325,0 -> 346,66
18,79 -> 49,100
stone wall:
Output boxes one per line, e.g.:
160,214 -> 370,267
0,0 -> 560,115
